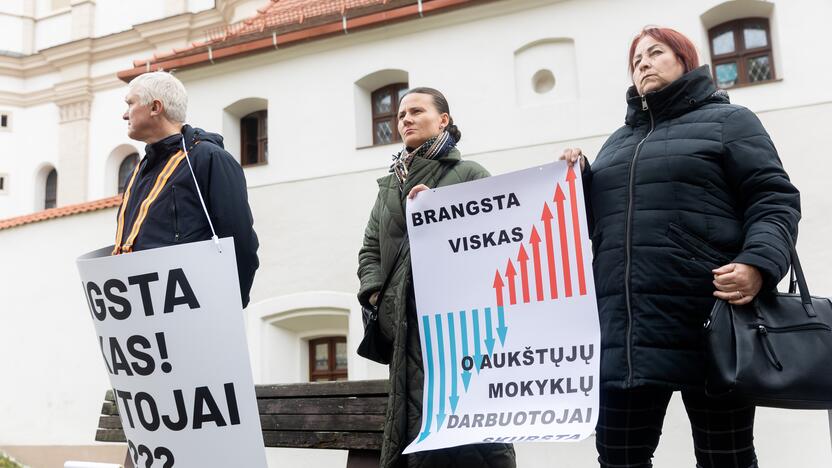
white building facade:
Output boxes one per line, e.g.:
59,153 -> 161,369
1,0 -> 831,466
0,0 -> 264,216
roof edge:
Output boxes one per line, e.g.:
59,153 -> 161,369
0,195 -> 121,231
117,0 -> 489,82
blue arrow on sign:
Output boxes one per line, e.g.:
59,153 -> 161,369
472,308 -> 482,374
497,305 -> 508,346
418,315 -> 434,442
435,314 -> 446,432
459,310 -> 471,391
484,307 -> 496,355
447,312 -> 459,413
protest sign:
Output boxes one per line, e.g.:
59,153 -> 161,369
77,238 -> 267,468
403,162 -> 600,453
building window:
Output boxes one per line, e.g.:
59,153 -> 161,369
0,174 -> 7,194
44,169 -> 57,209
118,153 -> 139,194
240,110 -> 267,166
371,83 -> 408,146
308,337 -> 348,382
0,112 -> 10,131
709,18 -> 775,88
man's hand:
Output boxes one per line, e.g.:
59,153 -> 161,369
712,263 -> 763,305
369,291 -> 380,307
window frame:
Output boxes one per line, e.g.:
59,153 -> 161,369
44,169 -> 57,210
240,110 -> 268,167
371,83 -> 408,146
117,153 -> 139,194
708,17 -> 776,88
308,336 -> 348,382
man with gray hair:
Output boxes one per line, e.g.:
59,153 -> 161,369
116,71 -> 259,307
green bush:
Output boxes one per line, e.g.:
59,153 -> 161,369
0,452 -> 22,468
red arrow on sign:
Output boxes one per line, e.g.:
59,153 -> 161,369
517,244 -> 531,304
492,269 -> 504,308
566,166 -> 587,296
541,203 -> 558,299
554,184 -> 572,298
505,259 -> 518,306
529,226 -> 545,302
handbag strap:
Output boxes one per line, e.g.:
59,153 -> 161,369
374,232 -> 408,308
375,161 -> 458,306
769,219 -> 815,317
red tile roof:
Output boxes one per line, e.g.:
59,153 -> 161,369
232,0 -> 388,36
119,0 -> 492,81
0,196 -> 121,231
129,0 -> 408,68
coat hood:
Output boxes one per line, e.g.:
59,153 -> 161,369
182,124 -> 225,150
143,124 -> 226,168
625,65 -> 729,126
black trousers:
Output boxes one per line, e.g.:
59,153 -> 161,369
596,387 -> 758,468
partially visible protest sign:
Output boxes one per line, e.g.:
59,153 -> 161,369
403,162 -> 600,454
77,238 -> 267,468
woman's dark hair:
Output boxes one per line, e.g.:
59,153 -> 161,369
403,87 -> 462,142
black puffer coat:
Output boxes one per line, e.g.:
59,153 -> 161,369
586,66 -> 800,389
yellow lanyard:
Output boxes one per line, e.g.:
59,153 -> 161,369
112,150 -> 186,255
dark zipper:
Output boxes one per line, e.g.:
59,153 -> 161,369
750,323 -> 832,333
752,323 -> 831,371
624,95 -> 654,386
172,185 -> 180,242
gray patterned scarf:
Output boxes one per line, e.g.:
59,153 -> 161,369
390,131 -> 456,186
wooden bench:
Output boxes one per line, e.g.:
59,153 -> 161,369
95,380 -> 388,468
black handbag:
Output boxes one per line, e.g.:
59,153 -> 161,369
357,162 -> 457,364
704,221 -> 832,409
357,236 -> 407,365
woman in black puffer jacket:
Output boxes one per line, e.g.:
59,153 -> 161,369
562,27 -> 800,468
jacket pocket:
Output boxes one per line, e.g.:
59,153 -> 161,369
377,291 -> 398,342
667,222 -> 732,267
171,185 -> 181,242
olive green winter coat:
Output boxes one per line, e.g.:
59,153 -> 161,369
358,148 -> 516,468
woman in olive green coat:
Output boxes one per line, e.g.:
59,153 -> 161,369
357,87 -> 516,468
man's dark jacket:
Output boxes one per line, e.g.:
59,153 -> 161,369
116,124 -> 259,307
585,66 -> 800,389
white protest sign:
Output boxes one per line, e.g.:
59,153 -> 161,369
77,238 -> 267,468
403,162 -> 600,453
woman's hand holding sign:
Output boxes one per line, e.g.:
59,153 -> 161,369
559,148 -> 587,171
409,184 -> 430,199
